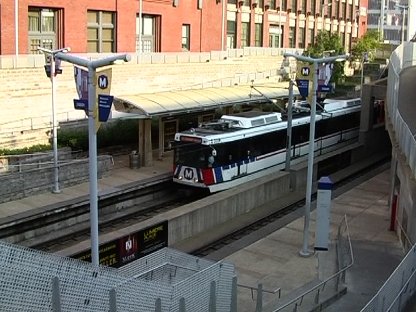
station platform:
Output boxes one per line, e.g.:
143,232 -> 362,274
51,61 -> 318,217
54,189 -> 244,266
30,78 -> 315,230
0,153 -> 405,311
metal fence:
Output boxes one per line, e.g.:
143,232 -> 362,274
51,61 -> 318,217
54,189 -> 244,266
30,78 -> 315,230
360,245 -> 416,312
359,42 -> 416,312
386,43 -> 416,181
269,215 -> 354,312
0,242 -> 235,312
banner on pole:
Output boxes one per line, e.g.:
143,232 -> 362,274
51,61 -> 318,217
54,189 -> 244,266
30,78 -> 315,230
94,68 -> 113,132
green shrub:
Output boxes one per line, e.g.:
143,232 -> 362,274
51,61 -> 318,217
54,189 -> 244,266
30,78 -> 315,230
58,119 -> 139,151
0,144 -> 52,156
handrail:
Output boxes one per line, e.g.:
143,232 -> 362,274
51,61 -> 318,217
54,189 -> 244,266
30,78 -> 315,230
272,215 -> 354,312
237,283 -> 281,300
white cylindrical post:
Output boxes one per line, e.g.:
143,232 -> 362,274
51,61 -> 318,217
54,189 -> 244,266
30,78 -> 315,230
88,66 -> 99,266
300,61 -> 318,257
315,176 -> 333,250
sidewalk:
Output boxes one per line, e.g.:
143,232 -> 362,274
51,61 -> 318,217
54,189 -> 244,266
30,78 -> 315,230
206,167 -> 404,311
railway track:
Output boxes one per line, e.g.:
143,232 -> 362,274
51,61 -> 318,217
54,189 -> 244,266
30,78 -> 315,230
36,186 -> 208,253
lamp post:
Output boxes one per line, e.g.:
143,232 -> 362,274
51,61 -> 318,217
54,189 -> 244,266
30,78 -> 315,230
38,47 -> 71,194
283,52 -> 348,256
54,53 -> 130,266
395,4 -> 408,43
360,52 -> 368,100
285,79 -> 294,171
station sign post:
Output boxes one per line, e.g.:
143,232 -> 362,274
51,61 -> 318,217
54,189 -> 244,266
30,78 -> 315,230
56,52 -> 131,266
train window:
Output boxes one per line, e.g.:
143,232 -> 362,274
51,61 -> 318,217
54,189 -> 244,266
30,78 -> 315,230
174,142 -> 213,168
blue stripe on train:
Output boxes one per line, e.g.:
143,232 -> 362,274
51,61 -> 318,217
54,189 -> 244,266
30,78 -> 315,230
214,167 -> 223,183
174,165 -> 182,176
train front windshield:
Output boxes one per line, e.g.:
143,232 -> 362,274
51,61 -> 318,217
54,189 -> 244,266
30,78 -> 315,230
174,142 -> 214,168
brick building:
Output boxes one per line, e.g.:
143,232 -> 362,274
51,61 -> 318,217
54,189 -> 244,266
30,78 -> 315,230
0,0 -> 367,55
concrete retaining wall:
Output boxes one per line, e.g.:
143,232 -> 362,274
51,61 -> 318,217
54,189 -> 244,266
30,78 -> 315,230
0,155 -> 113,203
58,167 -> 308,257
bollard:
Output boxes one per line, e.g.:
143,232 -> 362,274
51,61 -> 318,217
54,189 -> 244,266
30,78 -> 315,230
230,276 -> 238,312
155,298 -> 162,312
256,283 -> 263,312
51,276 -> 62,312
109,288 -> 117,312
179,297 -> 186,312
209,280 -> 217,312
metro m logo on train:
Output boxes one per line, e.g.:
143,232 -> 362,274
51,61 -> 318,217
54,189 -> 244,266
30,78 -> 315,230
184,168 -> 194,180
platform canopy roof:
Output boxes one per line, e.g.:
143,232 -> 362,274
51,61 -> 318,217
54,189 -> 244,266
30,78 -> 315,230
113,84 -> 298,118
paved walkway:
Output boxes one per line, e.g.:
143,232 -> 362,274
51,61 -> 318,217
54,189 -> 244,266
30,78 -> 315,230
206,167 -> 404,311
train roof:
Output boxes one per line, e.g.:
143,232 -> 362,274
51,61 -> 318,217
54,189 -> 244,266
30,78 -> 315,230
174,98 -> 361,145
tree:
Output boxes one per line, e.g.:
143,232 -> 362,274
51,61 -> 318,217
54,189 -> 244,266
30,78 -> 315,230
350,30 -> 381,62
304,31 -> 345,58
304,30 -> 346,84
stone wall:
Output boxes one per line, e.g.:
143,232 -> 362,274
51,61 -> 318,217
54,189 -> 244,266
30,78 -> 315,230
0,155 -> 113,204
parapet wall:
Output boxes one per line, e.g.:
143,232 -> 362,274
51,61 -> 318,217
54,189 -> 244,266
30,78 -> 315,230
0,155 -> 113,204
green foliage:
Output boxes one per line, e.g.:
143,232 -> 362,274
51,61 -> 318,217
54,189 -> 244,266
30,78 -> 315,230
350,30 -> 381,61
58,119 -> 139,151
304,31 -> 346,83
304,31 -> 345,58
0,144 -> 52,156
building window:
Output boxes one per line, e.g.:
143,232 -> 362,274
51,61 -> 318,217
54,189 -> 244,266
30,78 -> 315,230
227,20 -> 237,48
309,28 -> 314,45
334,2 -> 339,17
241,22 -> 250,47
311,0 -> 316,15
136,15 -> 160,53
255,23 -> 263,46
281,0 -> 287,11
342,2 -> 347,19
243,0 -> 250,6
269,25 -> 281,47
291,0 -> 297,13
182,24 -> 190,51
298,27 -> 305,48
270,0 -> 276,9
301,0 -> 307,13
289,26 -> 296,48
87,11 -> 116,53
28,7 -> 59,54
228,0 -> 237,3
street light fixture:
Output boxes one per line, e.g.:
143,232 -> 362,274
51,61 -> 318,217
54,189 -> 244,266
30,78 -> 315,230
360,52 -> 369,100
38,46 -> 71,194
395,4 -> 408,43
54,52 -> 131,266
283,52 -> 348,257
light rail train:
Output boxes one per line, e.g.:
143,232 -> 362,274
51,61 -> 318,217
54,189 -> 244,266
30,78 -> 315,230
172,98 -> 361,192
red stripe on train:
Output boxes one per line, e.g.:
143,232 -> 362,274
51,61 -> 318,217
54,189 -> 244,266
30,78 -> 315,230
201,168 -> 215,185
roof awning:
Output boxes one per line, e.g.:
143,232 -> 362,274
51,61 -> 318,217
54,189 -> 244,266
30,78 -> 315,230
113,84 -> 298,118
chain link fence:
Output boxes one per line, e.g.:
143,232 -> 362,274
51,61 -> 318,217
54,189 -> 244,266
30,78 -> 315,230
0,242 -> 235,311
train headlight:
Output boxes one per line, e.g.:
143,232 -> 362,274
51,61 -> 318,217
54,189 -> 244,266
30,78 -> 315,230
193,177 -> 199,183
178,176 -> 183,180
